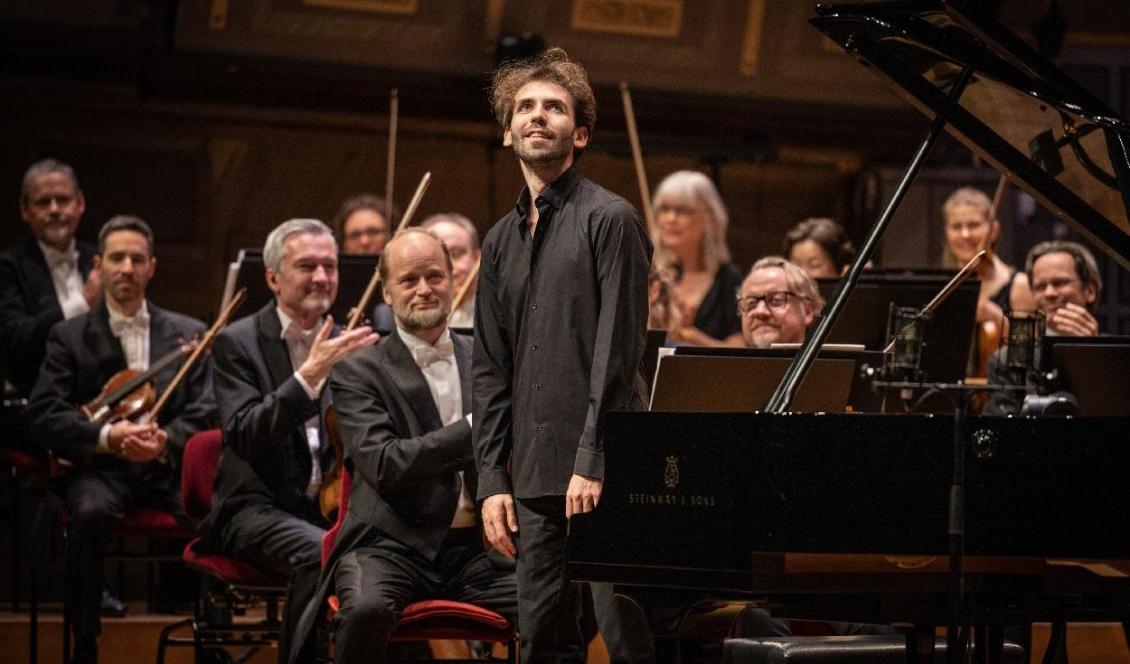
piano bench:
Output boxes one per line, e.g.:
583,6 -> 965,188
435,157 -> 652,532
722,636 -> 1025,663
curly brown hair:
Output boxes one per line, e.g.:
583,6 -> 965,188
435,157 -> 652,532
489,47 -> 596,147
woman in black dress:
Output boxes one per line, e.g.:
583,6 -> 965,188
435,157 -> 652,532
651,171 -> 744,346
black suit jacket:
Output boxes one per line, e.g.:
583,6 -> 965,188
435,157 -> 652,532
26,301 -> 216,486
293,329 -> 479,659
330,329 -> 477,563
200,302 -> 335,541
0,236 -> 96,396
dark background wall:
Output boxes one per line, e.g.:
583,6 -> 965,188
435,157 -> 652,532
1,0 -> 1127,329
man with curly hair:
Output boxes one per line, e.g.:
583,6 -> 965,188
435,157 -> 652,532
473,47 -> 653,662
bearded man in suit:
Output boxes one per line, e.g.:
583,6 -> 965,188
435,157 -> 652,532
28,215 -> 215,663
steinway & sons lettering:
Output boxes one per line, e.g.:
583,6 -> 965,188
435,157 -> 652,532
627,493 -> 716,507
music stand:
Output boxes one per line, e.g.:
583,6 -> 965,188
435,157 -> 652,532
673,346 -> 885,413
649,354 -> 855,413
1042,337 -> 1130,416
815,274 -> 978,384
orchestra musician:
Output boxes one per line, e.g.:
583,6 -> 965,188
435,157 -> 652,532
333,194 -> 396,335
198,218 -> 377,664
421,213 -> 480,328
781,217 -> 856,279
334,193 -> 393,256
941,187 -> 1036,373
738,256 -> 825,349
295,227 -> 516,664
26,215 -> 216,664
652,171 -> 744,347
474,47 -> 655,662
1,159 -> 99,458
984,240 -> 1103,415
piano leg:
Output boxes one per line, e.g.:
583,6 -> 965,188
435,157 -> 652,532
1041,620 -> 1068,664
908,626 -> 935,664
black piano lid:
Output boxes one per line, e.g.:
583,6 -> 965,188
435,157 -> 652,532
812,0 -> 1130,269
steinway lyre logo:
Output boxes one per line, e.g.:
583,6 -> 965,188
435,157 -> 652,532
664,455 -> 680,489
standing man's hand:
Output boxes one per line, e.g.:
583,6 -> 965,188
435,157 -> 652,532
565,474 -> 602,518
482,493 -> 518,559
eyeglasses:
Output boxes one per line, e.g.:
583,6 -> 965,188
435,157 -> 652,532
656,203 -> 703,217
1031,277 -> 1080,292
736,291 -> 801,314
345,227 -> 388,242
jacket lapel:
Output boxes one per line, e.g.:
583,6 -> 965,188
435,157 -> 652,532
24,238 -> 59,308
254,303 -> 294,392
454,334 -> 472,417
85,304 -> 126,381
146,303 -> 182,394
382,332 -> 443,433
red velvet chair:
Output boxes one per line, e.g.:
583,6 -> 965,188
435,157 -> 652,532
28,452 -> 195,664
319,465 -> 517,662
156,428 -> 287,664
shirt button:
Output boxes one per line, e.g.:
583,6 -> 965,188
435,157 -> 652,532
535,425 -> 543,432
534,384 -> 541,390
530,344 -> 538,351
530,303 -> 538,310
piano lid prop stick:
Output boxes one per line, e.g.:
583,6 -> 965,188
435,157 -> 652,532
989,172 -> 1008,220
452,257 -> 480,312
396,171 -> 432,233
881,249 -> 986,353
385,88 -> 399,213
620,82 -> 655,232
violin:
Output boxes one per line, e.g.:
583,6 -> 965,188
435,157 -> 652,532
81,289 -> 246,428
972,174 -> 1010,381
80,342 -> 197,425
319,170 -> 432,519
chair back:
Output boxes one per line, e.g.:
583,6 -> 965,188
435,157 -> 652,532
321,464 -> 352,567
181,429 -> 223,523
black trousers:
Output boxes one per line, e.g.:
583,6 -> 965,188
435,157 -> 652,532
217,502 -> 325,664
63,467 -> 178,640
515,496 -> 655,664
332,527 -> 518,664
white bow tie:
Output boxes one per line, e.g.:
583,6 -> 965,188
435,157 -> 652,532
414,337 -> 455,367
109,311 -> 149,337
43,247 -> 78,271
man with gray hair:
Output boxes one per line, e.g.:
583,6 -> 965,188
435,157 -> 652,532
199,218 -> 377,664
2,159 -> 102,394
2,159 -> 100,455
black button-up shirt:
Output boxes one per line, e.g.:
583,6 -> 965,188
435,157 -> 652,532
473,166 -> 653,500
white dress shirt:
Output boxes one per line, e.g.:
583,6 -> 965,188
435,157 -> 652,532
97,301 -> 151,451
397,326 -> 476,528
39,239 -> 89,320
277,308 -> 324,496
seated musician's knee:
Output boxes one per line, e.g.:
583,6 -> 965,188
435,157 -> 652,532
338,592 -> 400,636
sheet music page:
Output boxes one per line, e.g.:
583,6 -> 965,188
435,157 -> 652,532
219,249 -> 247,314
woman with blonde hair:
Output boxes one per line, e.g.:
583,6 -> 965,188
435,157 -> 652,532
651,170 -> 744,346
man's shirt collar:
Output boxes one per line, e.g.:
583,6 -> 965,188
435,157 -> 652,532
513,165 -> 582,220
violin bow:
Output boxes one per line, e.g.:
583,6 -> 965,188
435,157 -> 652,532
620,81 -> 656,233
386,88 -> 399,215
148,288 -> 246,422
346,171 -> 433,330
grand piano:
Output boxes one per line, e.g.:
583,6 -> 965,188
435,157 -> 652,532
568,1 -> 1130,660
